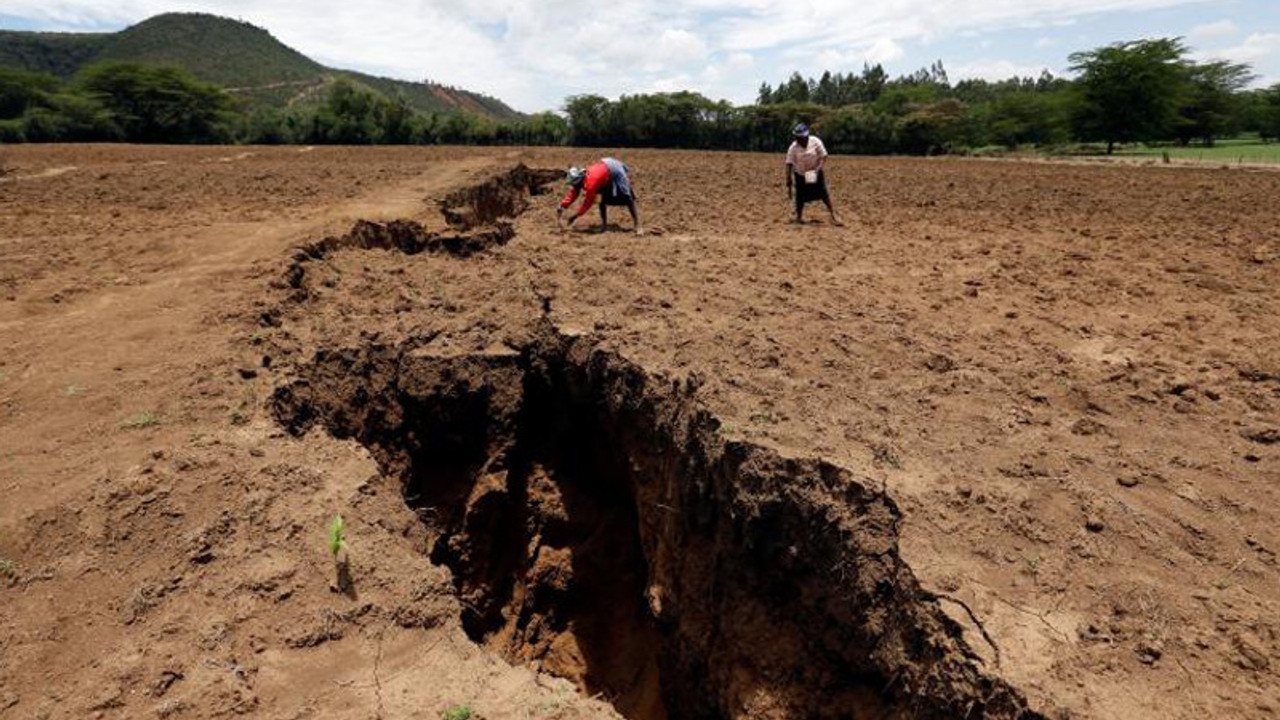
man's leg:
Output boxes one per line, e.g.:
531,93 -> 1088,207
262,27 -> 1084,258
822,196 -> 843,226
792,173 -> 805,223
598,202 -> 608,232
626,198 -> 642,234
819,174 -> 843,226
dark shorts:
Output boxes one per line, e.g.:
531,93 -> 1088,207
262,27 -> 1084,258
794,170 -> 830,209
602,182 -> 635,206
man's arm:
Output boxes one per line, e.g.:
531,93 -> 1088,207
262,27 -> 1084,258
556,187 -> 580,230
573,185 -> 600,219
785,144 -> 796,197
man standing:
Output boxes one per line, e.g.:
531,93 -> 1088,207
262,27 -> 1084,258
785,123 -> 843,226
557,157 -> 643,235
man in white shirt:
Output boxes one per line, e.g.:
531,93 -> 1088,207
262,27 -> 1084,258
785,123 -> 843,226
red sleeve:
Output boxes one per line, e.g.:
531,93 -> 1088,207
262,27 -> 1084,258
575,184 -> 599,217
560,186 -> 579,208
575,164 -> 610,217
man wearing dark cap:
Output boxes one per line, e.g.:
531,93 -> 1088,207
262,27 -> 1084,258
785,123 -> 843,226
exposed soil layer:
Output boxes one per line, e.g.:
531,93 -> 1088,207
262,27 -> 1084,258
272,328 -> 1041,720
284,163 -> 561,292
440,165 -> 564,230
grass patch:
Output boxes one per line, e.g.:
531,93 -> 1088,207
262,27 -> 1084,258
0,558 -> 15,579
1115,136 -> 1280,164
119,411 -> 162,429
442,706 -> 471,720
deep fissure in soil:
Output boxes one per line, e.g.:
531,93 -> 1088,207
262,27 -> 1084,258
282,164 -> 561,292
440,165 -> 563,230
272,331 -> 1043,720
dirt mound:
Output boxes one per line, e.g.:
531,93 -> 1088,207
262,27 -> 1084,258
272,327 -> 1041,720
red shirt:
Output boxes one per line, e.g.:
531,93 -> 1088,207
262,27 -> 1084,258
560,162 -> 611,217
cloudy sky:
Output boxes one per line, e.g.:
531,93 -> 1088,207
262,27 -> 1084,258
2,0 -> 1277,112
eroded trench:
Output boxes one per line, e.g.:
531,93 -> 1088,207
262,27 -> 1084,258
282,164 -> 562,293
271,329 -> 1042,720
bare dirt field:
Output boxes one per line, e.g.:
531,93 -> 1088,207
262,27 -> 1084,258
1,144 -> 1278,720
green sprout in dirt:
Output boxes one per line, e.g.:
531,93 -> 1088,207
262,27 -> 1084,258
328,514 -> 346,558
328,514 -> 353,594
443,705 -> 471,720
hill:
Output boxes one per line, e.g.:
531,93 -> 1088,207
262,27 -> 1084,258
0,13 -> 523,121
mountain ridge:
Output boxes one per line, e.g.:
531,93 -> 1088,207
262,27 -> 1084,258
0,12 -> 523,121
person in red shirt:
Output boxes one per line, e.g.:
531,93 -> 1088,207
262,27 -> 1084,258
556,157 -> 643,235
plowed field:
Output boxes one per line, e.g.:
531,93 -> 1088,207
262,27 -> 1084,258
1,144 -> 1278,720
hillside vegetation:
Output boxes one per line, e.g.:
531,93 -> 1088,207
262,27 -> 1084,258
0,13 -> 521,120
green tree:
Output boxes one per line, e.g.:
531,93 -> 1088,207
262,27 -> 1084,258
1068,38 -> 1189,153
1176,60 -> 1255,146
981,92 -> 1070,148
564,94 -> 611,146
897,98 -> 968,155
0,67 -> 60,120
821,107 -> 897,154
1259,84 -> 1280,142
78,62 -> 233,143
22,92 -> 120,141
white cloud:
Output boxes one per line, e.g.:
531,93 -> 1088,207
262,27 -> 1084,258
1035,36 -> 1057,48
867,37 -> 905,64
1189,19 -> 1237,40
0,0 -> 1228,110
1204,32 -> 1280,65
657,28 -> 709,64
951,59 -> 1054,81
649,74 -> 694,93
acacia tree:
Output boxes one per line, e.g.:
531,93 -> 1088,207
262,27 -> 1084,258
1069,38 -> 1189,153
79,62 -> 232,143
1177,60 -> 1255,146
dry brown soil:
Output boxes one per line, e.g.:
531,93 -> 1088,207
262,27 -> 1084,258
1,144 -> 1278,720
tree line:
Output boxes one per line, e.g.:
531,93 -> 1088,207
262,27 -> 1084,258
2,37 -> 1279,154
0,63 -> 570,146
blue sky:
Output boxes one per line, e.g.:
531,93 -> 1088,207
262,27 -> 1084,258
2,0 -> 1277,112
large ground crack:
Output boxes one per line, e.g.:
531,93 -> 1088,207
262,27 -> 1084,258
271,328 -> 1044,720
283,164 -> 560,292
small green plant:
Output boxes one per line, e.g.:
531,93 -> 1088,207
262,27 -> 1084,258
64,384 -> 85,397
0,558 -> 15,580
328,514 -> 354,593
328,514 -> 346,558
443,705 -> 471,720
120,412 -> 161,429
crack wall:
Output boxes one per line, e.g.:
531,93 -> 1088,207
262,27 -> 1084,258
271,328 -> 1045,720
281,164 -> 560,293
